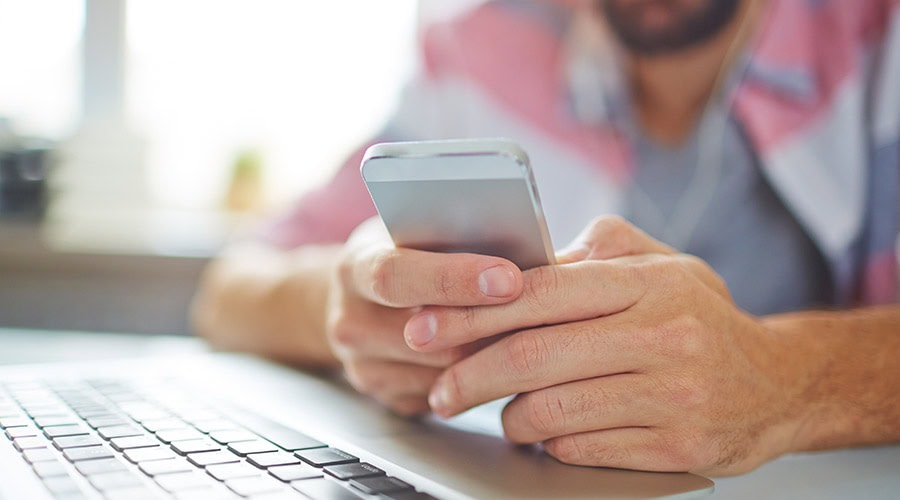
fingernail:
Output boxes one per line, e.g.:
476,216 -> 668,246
428,382 -> 450,416
405,313 -> 437,347
478,266 -> 516,297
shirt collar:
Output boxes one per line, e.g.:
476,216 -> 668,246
561,0 -> 821,127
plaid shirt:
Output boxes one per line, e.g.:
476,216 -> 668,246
261,0 -> 899,308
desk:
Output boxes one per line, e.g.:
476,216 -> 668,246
2,328 -> 898,499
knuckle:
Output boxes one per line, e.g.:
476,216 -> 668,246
592,214 -> 630,235
591,215 -> 634,254
544,435 -> 587,465
437,270 -> 457,302
522,266 -> 563,310
456,306 -> 480,336
522,391 -> 567,435
657,431 -> 704,471
659,375 -> 710,410
327,314 -> 358,350
504,332 -> 551,375
657,314 -> 705,360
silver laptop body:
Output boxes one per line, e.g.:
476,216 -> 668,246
0,344 -> 713,499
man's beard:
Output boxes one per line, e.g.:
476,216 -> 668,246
598,0 -> 742,56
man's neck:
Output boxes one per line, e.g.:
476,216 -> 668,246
628,0 -> 758,145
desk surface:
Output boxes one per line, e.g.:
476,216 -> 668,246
2,328 -> 898,500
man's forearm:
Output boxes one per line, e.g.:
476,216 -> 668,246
191,242 -> 341,369
762,305 -> 900,453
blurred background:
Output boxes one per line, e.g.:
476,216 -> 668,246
0,0 -> 476,335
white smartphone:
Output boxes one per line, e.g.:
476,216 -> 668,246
360,138 -> 555,270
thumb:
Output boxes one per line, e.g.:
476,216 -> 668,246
556,215 -> 675,263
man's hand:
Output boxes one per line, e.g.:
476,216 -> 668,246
405,216 -> 798,475
326,217 -> 525,415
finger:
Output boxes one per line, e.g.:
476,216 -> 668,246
501,374 -> 659,444
543,427 -> 702,473
407,253 -> 728,352
329,297 -> 468,368
428,315 -> 652,417
385,395 -> 432,417
557,215 -> 675,263
405,259 -> 646,351
346,245 -> 523,308
344,358 -> 442,403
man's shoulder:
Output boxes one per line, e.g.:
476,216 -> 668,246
420,1 -> 571,80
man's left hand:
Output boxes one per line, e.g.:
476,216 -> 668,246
404,216 -> 801,476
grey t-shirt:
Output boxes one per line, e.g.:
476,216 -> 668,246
624,114 -> 832,316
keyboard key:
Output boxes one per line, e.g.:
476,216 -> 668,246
142,418 -> 189,433
154,471 -> 215,492
13,436 -> 47,451
44,425 -> 90,438
192,419 -> 240,434
32,460 -> 70,478
206,461 -> 262,481
295,448 -> 358,467
187,450 -> 241,467
24,406 -> 68,418
139,458 -> 195,476
88,470 -> 145,491
63,445 -> 116,462
41,475 -> 82,495
291,477 -> 361,500
324,462 -> 384,481
5,426 -> 38,439
209,429 -> 256,444
53,434 -> 104,449
247,451 -> 301,468
74,457 -> 128,476
268,464 -> 322,482
178,409 -> 221,424
110,435 -> 161,451
104,486 -> 163,500
98,425 -> 143,439
0,416 -> 29,428
157,428 -> 205,443
119,402 -> 170,422
171,438 -> 221,455
226,476 -> 285,496
228,440 -> 279,456
349,476 -> 413,495
172,486 -> 236,500
86,416 -> 130,428
380,491 -> 438,499
251,419 -> 325,452
124,446 -> 178,463
34,415 -> 79,428
78,409 -> 116,419
23,447 -> 58,463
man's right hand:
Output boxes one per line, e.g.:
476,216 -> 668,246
326,217 -> 524,415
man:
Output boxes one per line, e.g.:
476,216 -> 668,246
192,0 -> 900,476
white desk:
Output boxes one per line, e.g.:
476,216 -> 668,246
2,328 -> 898,499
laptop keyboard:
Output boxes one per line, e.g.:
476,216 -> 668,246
0,377 -> 436,499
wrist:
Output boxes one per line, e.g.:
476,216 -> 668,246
758,307 -> 900,454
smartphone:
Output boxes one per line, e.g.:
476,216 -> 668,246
360,138 -> 555,270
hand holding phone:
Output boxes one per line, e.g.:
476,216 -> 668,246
360,139 -> 555,270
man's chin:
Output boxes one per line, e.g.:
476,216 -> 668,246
598,0 -> 742,56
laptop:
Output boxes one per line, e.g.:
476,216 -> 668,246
0,329 -> 714,499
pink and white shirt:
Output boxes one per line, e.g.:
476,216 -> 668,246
259,0 -> 900,309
